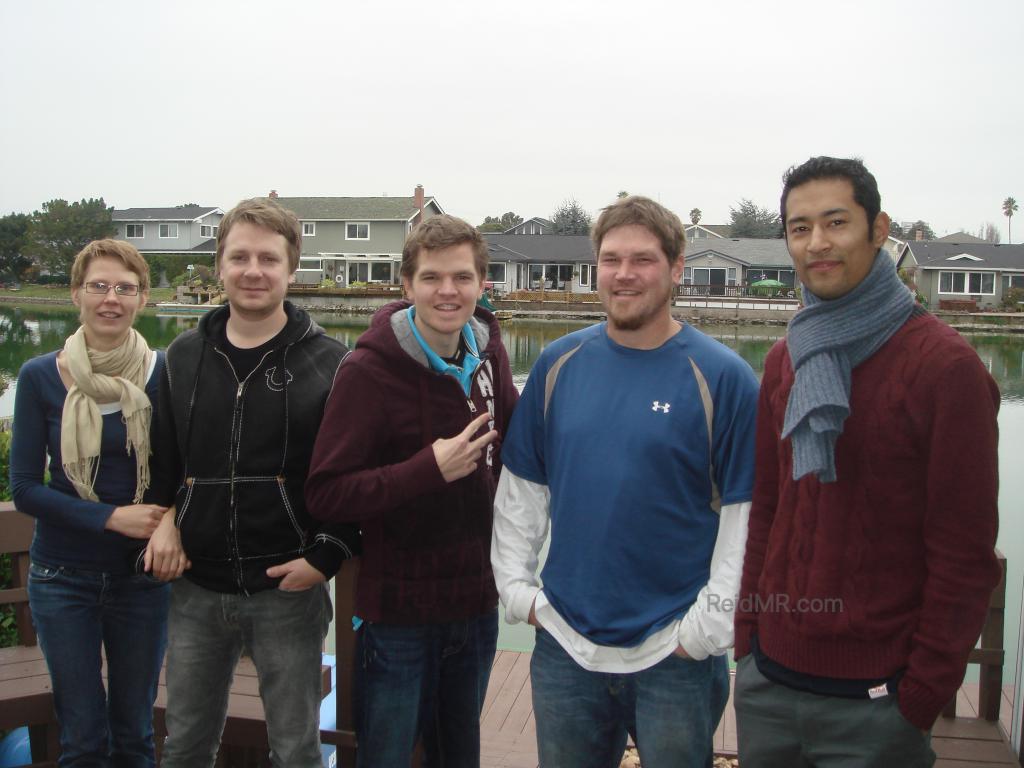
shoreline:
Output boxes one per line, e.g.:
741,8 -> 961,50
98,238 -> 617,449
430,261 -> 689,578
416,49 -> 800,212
2,293 -> 1023,333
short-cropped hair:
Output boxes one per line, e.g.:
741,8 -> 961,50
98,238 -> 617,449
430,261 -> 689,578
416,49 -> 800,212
70,239 -> 151,292
591,196 -> 685,263
401,215 -> 489,280
781,156 -> 881,234
217,198 -> 302,272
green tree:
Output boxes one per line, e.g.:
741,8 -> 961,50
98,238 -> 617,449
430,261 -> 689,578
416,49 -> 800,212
24,198 -> 115,277
0,213 -> 32,281
728,199 -> 781,238
889,219 -> 905,239
902,220 -> 936,241
689,208 -> 702,225
1004,197 -> 1018,243
478,211 -> 523,233
617,191 -> 629,199
550,199 -> 592,235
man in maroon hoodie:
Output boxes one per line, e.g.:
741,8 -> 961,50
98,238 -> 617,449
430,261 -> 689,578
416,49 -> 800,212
734,156 -> 1001,767
306,214 -> 518,768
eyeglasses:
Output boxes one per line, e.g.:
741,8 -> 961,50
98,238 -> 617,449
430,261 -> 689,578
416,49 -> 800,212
83,281 -> 141,296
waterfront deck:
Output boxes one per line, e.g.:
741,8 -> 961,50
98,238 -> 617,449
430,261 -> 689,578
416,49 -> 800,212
479,650 -> 1021,768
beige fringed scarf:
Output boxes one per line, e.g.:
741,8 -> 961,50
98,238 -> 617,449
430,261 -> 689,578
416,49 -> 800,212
60,326 -> 154,502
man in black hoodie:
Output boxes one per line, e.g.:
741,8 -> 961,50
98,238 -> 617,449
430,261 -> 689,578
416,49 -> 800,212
145,198 -> 360,768
307,215 -> 519,768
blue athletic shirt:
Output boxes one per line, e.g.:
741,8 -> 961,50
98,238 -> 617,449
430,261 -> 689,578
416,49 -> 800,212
501,322 -> 758,647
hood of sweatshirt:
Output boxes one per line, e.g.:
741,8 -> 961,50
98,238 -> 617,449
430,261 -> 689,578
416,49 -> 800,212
357,299 -> 501,371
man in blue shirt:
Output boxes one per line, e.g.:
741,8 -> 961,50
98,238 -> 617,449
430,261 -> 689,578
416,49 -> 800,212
492,195 -> 759,768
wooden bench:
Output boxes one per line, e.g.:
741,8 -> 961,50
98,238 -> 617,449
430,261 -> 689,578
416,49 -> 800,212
0,502 -> 60,765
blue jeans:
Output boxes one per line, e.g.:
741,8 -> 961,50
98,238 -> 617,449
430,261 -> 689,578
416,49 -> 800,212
27,560 -> 170,768
531,629 -> 729,768
159,577 -> 332,768
355,611 -> 499,768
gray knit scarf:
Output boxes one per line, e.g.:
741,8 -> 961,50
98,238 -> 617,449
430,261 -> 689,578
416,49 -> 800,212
783,250 -> 914,483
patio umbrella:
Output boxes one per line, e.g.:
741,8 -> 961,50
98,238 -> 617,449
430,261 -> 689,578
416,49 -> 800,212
751,279 -> 785,288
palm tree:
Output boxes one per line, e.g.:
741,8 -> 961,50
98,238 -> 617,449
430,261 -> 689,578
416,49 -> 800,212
689,208 -> 702,225
1003,197 -> 1018,243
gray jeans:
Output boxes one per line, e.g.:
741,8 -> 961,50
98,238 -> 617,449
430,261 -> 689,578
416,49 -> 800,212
160,577 -> 332,768
734,654 -> 936,768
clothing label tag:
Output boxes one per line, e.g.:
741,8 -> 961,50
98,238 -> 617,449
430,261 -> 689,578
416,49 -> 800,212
868,683 -> 889,699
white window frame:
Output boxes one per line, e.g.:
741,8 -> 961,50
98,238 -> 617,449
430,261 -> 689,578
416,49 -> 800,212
302,222 -> 316,237
487,263 -> 507,284
200,224 -> 218,239
938,270 -> 995,295
298,258 -> 322,272
346,222 -> 370,240
578,263 -> 591,287
125,223 -> 144,239
159,223 -> 179,239
1004,274 -> 1024,290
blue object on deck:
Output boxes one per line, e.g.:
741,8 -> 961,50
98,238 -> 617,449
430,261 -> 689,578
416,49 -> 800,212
0,727 -> 31,767
320,653 -> 339,766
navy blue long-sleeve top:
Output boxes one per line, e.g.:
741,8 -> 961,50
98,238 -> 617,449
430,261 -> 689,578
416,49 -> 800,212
10,350 -> 163,573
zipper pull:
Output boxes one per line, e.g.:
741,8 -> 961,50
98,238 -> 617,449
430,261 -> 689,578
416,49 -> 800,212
236,382 -> 244,400
467,399 -> 477,413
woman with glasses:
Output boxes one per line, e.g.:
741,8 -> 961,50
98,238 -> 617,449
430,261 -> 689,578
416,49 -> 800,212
10,239 -> 173,767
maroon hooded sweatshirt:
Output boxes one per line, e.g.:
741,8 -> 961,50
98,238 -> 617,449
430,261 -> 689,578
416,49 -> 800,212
306,300 -> 518,624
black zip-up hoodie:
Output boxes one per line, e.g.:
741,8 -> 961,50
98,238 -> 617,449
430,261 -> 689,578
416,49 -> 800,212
148,301 -> 360,595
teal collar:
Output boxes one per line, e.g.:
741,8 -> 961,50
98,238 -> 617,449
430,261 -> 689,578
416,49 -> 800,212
407,307 -> 482,395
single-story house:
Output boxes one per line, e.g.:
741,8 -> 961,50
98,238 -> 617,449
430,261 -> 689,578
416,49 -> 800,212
483,234 -> 595,293
897,241 -> 1024,310
684,239 -> 795,291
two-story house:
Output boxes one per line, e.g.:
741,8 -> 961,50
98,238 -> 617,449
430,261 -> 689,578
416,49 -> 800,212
113,205 -> 224,257
273,186 -> 443,286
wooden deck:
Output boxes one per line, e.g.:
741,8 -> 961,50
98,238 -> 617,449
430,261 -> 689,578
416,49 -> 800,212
479,650 -> 1021,768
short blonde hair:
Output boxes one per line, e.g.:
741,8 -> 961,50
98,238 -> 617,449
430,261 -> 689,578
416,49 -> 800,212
70,239 -> 151,291
218,198 -> 302,272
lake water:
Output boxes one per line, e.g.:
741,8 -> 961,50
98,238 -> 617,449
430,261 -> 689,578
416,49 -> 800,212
2,304 -> 1022,687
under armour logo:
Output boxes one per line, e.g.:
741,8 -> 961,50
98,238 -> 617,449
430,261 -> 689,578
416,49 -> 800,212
652,401 -> 671,413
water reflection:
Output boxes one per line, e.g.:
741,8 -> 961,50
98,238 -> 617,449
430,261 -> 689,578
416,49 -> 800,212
1,305 -> 1022,401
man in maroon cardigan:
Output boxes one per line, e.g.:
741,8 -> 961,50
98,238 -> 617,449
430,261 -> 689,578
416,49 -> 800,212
734,156 -> 1001,767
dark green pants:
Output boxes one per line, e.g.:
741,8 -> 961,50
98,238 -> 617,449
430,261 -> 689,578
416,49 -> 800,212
734,655 -> 936,767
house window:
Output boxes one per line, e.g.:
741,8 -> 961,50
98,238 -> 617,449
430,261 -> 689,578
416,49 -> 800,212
579,264 -> 590,287
346,223 -> 369,240
370,262 -> 391,282
939,271 -> 994,295
159,223 -> 178,239
727,268 -> 737,286
528,264 -> 574,290
200,224 -> 218,238
684,267 -> 692,285
298,258 -> 322,271
126,224 -> 144,239
1004,274 -> 1024,290
302,222 -> 316,237
487,263 -> 507,283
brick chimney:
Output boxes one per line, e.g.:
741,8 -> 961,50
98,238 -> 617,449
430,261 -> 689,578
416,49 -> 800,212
414,184 -> 424,221
269,189 -> 278,199
916,229 -> 923,241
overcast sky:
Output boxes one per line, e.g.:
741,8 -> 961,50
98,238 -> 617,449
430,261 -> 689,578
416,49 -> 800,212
1,0 -> 1021,239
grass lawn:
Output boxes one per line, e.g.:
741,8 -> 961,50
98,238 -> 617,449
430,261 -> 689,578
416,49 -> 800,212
0,284 -> 177,303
